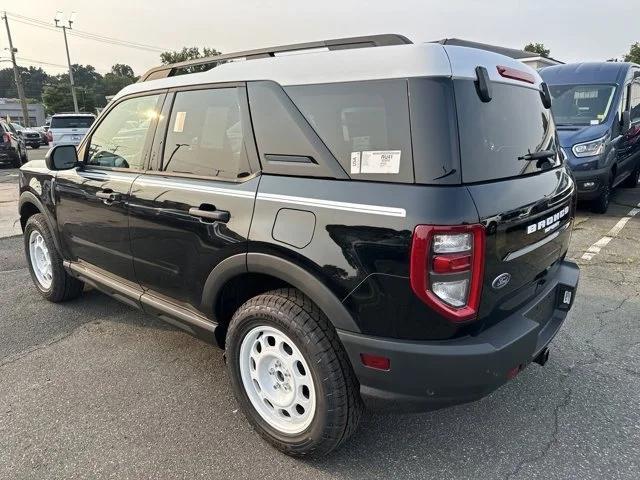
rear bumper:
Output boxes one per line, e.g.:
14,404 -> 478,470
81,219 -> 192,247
338,260 -> 579,412
571,167 -> 609,201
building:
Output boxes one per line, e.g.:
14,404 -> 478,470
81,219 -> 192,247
0,98 -> 46,127
433,38 -> 564,70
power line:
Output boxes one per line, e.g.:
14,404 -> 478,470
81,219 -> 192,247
5,12 -> 170,52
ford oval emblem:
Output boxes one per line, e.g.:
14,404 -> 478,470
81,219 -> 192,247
492,273 -> 511,290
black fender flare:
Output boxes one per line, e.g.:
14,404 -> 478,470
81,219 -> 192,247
18,191 -> 63,255
248,252 -> 359,332
200,252 -> 360,333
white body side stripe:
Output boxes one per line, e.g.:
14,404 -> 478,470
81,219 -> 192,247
257,192 -> 406,217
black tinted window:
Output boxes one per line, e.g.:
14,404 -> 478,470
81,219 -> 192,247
87,94 -> 162,169
161,88 -> 250,179
51,116 -> 95,128
455,80 -> 559,183
285,80 -> 413,183
630,82 -> 640,124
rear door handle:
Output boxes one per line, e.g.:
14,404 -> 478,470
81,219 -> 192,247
189,206 -> 230,223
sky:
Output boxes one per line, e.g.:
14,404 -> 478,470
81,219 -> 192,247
1,0 -> 638,76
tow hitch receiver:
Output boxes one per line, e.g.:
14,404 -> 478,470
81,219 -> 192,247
534,347 -> 550,366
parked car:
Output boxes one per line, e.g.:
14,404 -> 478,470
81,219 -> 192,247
47,113 -> 96,147
33,126 -> 49,147
540,62 -> 640,213
18,35 -> 579,456
0,119 -> 28,167
11,123 -> 45,149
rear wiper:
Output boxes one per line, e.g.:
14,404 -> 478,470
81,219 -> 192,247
518,150 -> 556,161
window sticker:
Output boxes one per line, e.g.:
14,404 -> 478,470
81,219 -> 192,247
360,150 -> 401,174
173,111 -> 186,133
350,152 -> 361,174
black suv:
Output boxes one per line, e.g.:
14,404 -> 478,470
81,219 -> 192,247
18,35 -> 579,456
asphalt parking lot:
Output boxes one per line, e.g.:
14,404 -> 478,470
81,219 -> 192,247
1,149 -> 639,479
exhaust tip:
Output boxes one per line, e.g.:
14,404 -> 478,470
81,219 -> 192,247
534,347 -> 550,366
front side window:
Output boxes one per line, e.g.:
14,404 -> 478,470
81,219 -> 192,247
86,94 -> 162,169
548,84 -> 617,126
161,88 -> 250,179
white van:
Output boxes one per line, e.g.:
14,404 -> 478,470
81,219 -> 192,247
48,113 -> 96,147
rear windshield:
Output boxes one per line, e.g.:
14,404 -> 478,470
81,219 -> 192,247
548,84 -> 616,126
455,80 -> 560,183
50,116 -> 95,129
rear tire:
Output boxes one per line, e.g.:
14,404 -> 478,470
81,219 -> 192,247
226,288 -> 363,457
591,180 -> 611,214
24,213 -> 84,302
623,166 -> 640,188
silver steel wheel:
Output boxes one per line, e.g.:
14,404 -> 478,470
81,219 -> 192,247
29,230 -> 52,289
239,325 -> 316,435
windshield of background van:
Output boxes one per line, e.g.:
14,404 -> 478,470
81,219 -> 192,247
455,80 -> 560,183
548,84 -> 616,126
50,116 -> 95,129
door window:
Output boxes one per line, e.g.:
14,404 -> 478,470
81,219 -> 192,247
161,88 -> 250,179
629,82 -> 640,124
86,94 -> 162,169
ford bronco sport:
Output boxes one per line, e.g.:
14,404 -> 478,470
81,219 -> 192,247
18,35 -> 579,457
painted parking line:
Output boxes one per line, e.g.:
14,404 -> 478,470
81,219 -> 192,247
581,202 -> 640,261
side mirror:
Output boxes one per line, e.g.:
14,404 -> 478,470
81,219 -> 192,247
621,111 -> 631,134
45,144 -> 78,171
16,130 -> 23,137
540,82 -> 552,109
634,71 -> 640,79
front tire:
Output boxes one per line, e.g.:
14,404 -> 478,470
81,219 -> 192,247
591,181 -> 611,214
24,213 -> 84,302
226,288 -> 363,457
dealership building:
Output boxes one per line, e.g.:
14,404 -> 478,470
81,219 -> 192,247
0,98 -> 46,127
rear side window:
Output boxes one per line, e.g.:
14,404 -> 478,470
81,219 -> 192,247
455,80 -> 560,183
51,116 -> 95,129
630,81 -> 640,125
285,79 -> 414,183
161,88 -> 250,179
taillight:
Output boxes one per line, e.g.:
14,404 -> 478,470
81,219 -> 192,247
410,225 -> 485,323
46,130 -> 53,142
2,132 -> 10,144
496,65 -> 535,84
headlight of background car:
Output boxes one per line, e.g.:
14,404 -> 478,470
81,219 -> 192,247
572,136 -> 606,158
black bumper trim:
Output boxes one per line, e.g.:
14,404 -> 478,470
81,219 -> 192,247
338,260 -> 579,412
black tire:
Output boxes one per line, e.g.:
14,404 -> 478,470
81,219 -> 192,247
591,181 -> 611,214
226,288 -> 363,457
24,213 -> 84,302
32,145 -> 40,149
623,166 -> 640,188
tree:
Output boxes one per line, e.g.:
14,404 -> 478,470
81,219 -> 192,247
159,47 -> 223,73
524,43 -> 551,58
103,63 -> 137,96
624,42 -> 640,64
0,66 -> 50,101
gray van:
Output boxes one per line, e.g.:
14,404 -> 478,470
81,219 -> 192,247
540,62 -> 640,213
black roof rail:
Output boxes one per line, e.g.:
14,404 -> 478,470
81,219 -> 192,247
138,34 -> 412,82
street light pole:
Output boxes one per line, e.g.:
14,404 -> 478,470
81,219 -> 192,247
1,12 -> 31,127
55,12 -> 79,114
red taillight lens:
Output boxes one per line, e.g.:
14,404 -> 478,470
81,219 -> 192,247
360,353 -> 391,371
2,132 -> 9,144
410,225 -> 485,323
496,65 -> 535,84
46,130 -> 53,142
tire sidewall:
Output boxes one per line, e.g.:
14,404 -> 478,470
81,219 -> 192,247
24,216 -> 59,297
226,307 -> 332,451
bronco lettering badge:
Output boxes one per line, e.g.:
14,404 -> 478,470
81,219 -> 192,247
526,206 -> 570,235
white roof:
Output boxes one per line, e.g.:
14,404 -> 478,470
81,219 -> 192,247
51,113 -> 95,117
115,43 -> 542,101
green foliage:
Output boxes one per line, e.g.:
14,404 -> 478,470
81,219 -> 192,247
624,42 -> 640,64
524,43 -> 551,58
159,47 -> 223,74
0,66 -> 49,101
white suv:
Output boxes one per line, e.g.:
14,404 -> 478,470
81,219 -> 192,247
48,113 -> 96,147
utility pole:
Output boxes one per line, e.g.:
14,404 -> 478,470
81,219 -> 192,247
1,12 -> 31,127
54,11 -> 79,113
